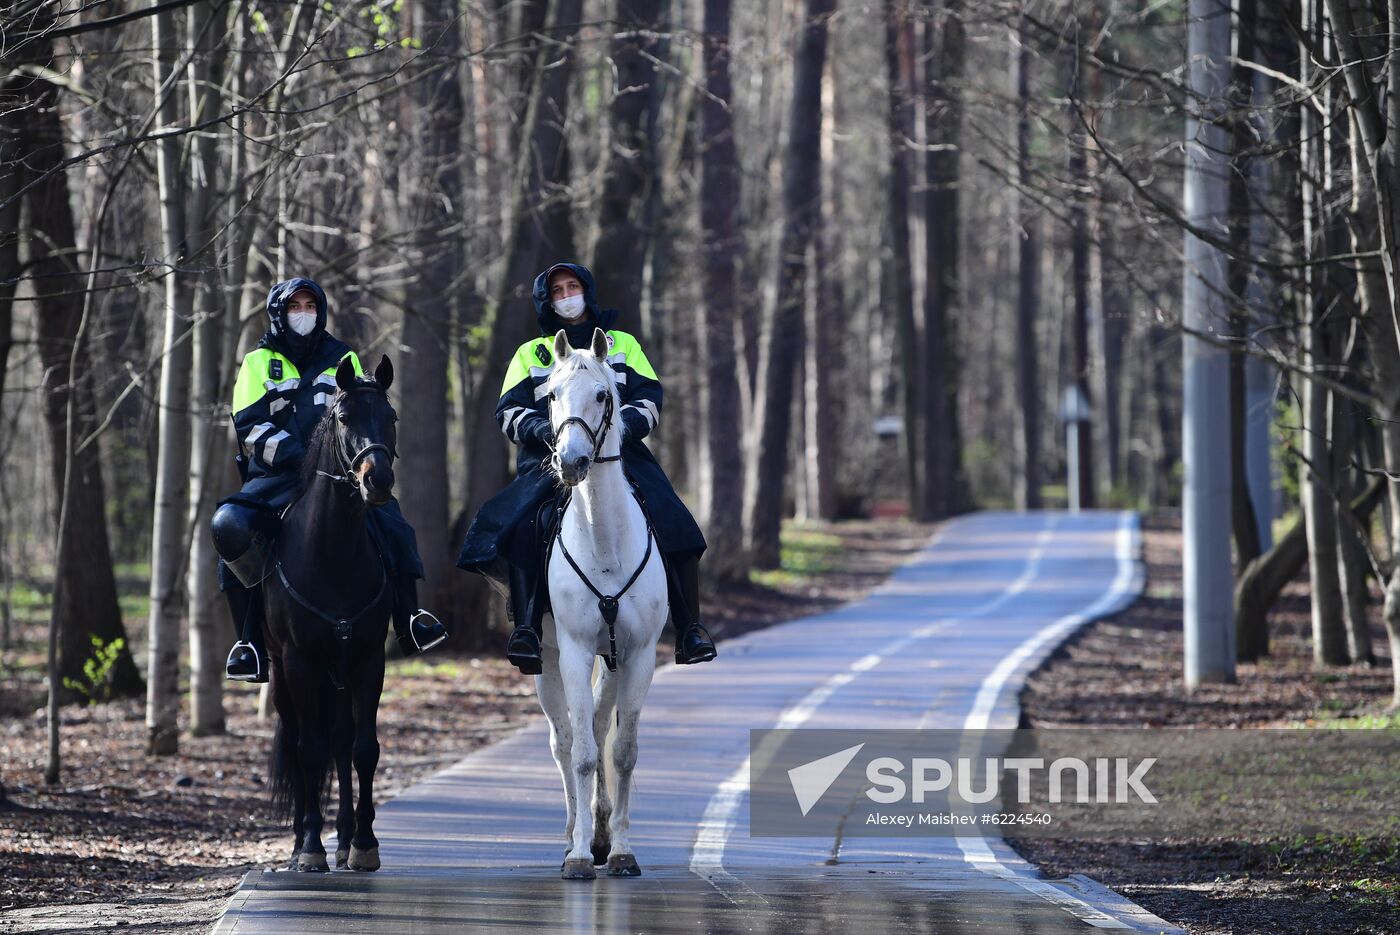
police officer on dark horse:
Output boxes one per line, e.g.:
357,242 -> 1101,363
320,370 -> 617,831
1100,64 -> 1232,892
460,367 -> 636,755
212,278 -> 448,682
457,261 -> 716,673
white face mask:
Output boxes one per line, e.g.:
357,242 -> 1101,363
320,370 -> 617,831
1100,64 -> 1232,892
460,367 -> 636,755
554,294 -> 586,321
287,311 -> 317,336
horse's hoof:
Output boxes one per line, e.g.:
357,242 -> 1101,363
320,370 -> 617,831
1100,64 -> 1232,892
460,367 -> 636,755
591,841 -> 611,866
606,854 -> 641,877
561,857 -> 597,880
348,845 -> 380,872
335,848 -> 350,870
297,851 -> 329,873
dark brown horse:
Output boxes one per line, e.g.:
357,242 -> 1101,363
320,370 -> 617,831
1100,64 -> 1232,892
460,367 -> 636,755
265,355 -> 398,872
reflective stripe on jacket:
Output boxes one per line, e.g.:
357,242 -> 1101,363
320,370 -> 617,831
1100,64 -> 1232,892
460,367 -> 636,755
231,345 -> 363,481
495,329 -> 663,453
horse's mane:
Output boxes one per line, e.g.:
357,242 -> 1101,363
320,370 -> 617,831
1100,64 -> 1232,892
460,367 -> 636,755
298,404 -> 339,493
296,375 -> 381,492
547,348 -> 616,393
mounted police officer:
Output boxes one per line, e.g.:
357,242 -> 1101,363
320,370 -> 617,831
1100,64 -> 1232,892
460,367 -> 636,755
212,277 -> 448,682
457,262 -> 716,674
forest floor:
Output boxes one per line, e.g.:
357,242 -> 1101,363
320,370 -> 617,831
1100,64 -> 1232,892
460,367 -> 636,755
1010,513 -> 1400,935
0,517 -> 934,934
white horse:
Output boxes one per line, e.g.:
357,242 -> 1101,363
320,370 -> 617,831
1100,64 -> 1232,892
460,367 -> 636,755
538,327 -> 669,880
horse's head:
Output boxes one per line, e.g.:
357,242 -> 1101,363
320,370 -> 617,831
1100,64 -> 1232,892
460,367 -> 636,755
331,354 -> 398,507
544,328 -> 619,487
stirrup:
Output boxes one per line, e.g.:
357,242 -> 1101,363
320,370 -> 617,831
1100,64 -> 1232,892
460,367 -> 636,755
408,609 -> 448,652
226,640 -> 265,683
675,624 -> 717,666
507,625 -> 543,675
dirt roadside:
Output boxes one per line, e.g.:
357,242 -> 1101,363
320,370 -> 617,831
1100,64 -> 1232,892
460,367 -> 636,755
1009,515 -> 1399,935
0,519 -> 933,934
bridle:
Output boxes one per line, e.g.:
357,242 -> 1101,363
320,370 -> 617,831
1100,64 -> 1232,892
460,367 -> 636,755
316,385 -> 397,491
550,385 -> 622,466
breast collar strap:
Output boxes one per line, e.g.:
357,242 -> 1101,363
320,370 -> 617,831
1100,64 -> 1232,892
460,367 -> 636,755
552,488 -> 656,673
274,556 -> 387,633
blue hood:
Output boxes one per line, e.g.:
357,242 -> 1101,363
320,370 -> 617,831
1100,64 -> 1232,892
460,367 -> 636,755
261,277 -> 329,364
532,262 -> 619,348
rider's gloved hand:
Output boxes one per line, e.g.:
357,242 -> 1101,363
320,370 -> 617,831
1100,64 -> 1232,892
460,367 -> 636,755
530,420 -> 555,448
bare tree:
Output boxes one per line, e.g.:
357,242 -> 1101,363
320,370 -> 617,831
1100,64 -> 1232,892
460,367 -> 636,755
398,0 -> 465,621
1181,0 -> 1235,687
697,0 -> 749,581
1012,10 -> 1042,510
183,0 -> 228,736
593,0 -> 669,314
146,0 -> 197,756
743,0 -> 835,568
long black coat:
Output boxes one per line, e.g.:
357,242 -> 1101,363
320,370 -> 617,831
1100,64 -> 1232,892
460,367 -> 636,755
456,263 -> 705,585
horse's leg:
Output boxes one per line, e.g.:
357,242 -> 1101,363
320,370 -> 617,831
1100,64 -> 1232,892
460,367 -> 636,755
347,646 -> 385,872
535,634 -> 575,856
604,649 -> 657,878
333,690 -> 355,869
289,655 -> 331,872
556,631 -> 599,879
590,665 -> 618,866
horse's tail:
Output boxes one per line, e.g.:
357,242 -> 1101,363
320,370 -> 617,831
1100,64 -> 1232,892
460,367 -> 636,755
267,669 -> 337,825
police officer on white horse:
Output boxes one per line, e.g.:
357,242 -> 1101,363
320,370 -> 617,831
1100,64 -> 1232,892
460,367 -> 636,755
212,278 -> 448,682
457,261 -> 716,674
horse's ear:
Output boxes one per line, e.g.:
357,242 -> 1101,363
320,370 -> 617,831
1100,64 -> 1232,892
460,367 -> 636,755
553,329 -> 570,361
374,354 -> 393,391
590,327 -> 608,360
335,356 -> 357,393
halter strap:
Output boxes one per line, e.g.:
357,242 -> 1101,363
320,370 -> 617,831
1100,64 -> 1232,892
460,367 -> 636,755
317,384 -> 396,489
551,390 -> 622,465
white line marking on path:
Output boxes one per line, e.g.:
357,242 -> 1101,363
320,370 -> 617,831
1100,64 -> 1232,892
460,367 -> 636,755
689,514 -> 1060,893
955,510 -> 1142,930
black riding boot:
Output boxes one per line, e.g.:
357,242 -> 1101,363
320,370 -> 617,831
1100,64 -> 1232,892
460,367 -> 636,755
667,553 -> 717,665
224,581 -> 268,683
506,564 -> 544,675
392,575 -> 449,657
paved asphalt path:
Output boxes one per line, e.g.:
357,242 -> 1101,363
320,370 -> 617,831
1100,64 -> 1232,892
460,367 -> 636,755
213,510 -> 1183,934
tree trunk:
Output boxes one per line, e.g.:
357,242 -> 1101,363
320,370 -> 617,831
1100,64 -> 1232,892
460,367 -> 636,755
802,50 -> 840,523
1332,394 -> 1374,665
884,0 -> 920,518
919,0 -> 964,519
742,0 -> 834,568
1012,13 -> 1042,510
147,0 -> 196,755
1226,0 -> 1262,575
26,81 -> 144,705
1067,55 -> 1095,510
697,0 -> 748,581
1181,0 -> 1235,687
183,0 -> 227,736
592,0 -> 668,314
398,0 -> 464,622
1235,477 -> 1384,660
